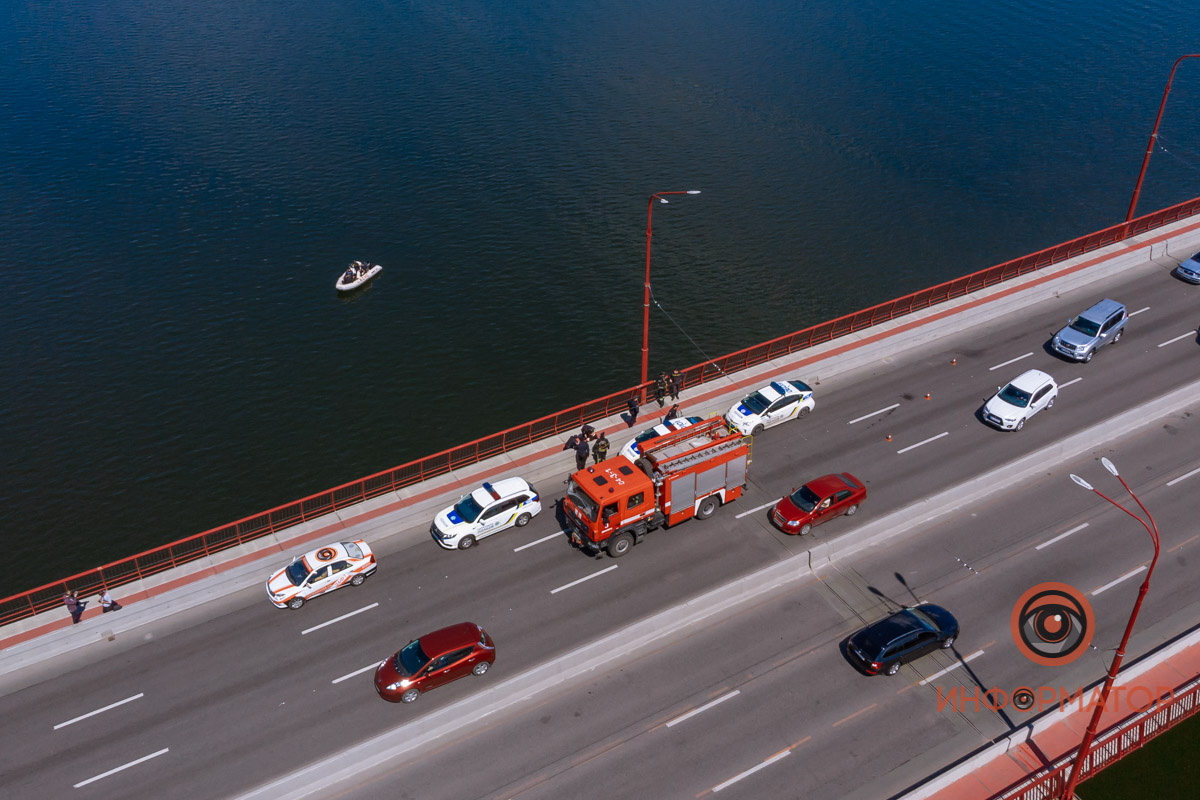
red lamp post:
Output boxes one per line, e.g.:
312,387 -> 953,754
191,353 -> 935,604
641,190 -> 701,401
1061,458 -> 1160,799
1125,54 -> 1200,223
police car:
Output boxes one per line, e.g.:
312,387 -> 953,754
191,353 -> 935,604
431,477 -> 542,550
265,539 -> 377,609
725,379 -> 815,435
619,415 -> 704,460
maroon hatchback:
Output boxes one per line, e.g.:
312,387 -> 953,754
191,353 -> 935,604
374,622 -> 496,704
772,472 -> 866,535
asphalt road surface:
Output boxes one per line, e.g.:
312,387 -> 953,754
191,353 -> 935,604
3,259 -> 1198,800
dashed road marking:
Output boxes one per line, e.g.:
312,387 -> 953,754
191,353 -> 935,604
918,650 -> 985,685
1129,306 -> 1150,316
1092,566 -> 1147,596
332,663 -> 379,685
1059,377 -> 1083,389
74,748 -> 169,788
551,565 -> 619,594
989,352 -> 1033,371
711,749 -> 791,793
300,603 -> 378,635
832,702 -> 878,727
897,432 -> 949,454
1037,523 -> 1089,550
666,690 -> 741,728
1167,466 -> 1200,487
514,531 -> 567,552
1157,331 -> 1195,348
55,694 -> 144,730
736,500 -> 778,519
848,404 -> 901,425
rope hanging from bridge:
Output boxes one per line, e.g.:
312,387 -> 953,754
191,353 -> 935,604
647,282 -> 726,376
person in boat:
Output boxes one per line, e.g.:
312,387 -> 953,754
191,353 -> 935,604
343,266 -> 358,283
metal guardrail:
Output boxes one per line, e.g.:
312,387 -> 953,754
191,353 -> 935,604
4,197 -> 1200,627
993,675 -> 1200,799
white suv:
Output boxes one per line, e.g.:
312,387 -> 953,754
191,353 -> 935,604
982,369 -> 1058,431
431,478 -> 542,550
725,380 -> 815,435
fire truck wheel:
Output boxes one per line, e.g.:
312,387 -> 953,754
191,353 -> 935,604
458,535 -> 477,550
696,497 -> 719,519
515,513 -> 532,527
607,532 -> 634,557
751,424 -> 764,436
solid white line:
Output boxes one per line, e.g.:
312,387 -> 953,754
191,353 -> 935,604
1129,306 -> 1150,316
918,650 -> 985,685
1167,466 -> 1200,487
73,748 -> 169,788
332,664 -> 378,685
1059,377 -> 1083,389
300,603 -> 379,635
1036,523 -> 1089,551
514,530 -> 566,552
848,404 -> 901,425
54,693 -> 144,730
666,690 -> 741,728
712,749 -> 791,793
736,500 -> 778,519
896,431 -> 949,454
989,352 -> 1034,371
1092,566 -> 1148,596
1157,332 -> 1194,348
550,565 -> 618,594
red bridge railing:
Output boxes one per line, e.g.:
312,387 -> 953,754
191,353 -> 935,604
4,198 -> 1200,627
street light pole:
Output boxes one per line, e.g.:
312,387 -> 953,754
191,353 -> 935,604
1062,459 -> 1161,799
641,190 -> 701,402
1125,54 -> 1200,223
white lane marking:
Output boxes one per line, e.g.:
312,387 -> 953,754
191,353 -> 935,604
1059,377 -> 1083,389
848,404 -> 901,425
1167,466 -> 1200,487
918,650 -> 985,685
712,749 -> 791,793
1157,331 -> 1195,348
896,431 -> 949,454
1129,306 -> 1150,316
54,693 -> 144,730
1036,523 -> 1089,551
736,500 -> 778,519
513,531 -> 566,552
332,663 -> 379,685
666,690 -> 741,728
550,565 -> 619,594
988,352 -> 1033,371
300,603 -> 379,635
73,748 -> 169,788
1092,566 -> 1148,596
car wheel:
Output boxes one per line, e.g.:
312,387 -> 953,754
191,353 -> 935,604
797,406 -> 812,419
1113,329 -> 1123,344
472,661 -> 490,677
515,512 -> 532,527
287,597 -> 304,610
941,635 -> 956,649
844,504 -> 858,517
350,573 -> 366,586
607,532 -> 634,558
401,688 -> 420,704
885,661 -> 901,676
695,496 -> 718,520
751,424 -> 764,436
1083,350 -> 1093,363
799,523 -> 812,536
1047,395 -> 1055,409
1015,418 -> 1025,431
458,535 -> 477,550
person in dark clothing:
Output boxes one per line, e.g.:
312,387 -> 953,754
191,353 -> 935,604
63,589 -> 86,624
593,434 -> 609,463
563,433 -> 582,452
627,395 -> 640,426
665,404 -> 680,421
654,373 -> 668,407
581,424 -> 595,441
670,369 -> 684,400
574,438 -> 591,471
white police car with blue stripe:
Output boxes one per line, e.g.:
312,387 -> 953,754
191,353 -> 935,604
431,477 -> 542,550
725,379 -> 815,435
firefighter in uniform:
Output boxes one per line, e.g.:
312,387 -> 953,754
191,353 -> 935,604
593,433 -> 609,464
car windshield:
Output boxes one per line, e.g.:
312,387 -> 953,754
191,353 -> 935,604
908,607 -> 938,632
1069,317 -> 1100,336
789,484 -> 821,513
343,541 -> 363,559
634,427 -> 664,444
997,383 -> 1032,408
285,560 -> 308,586
741,391 -> 771,415
453,493 -> 485,523
566,479 -> 598,521
396,640 -> 430,676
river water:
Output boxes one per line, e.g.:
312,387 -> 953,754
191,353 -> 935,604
2,0 -> 1199,590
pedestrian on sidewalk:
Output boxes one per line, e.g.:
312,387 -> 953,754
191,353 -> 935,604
98,588 -> 122,613
669,368 -> 683,400
665,404 -> 680,421
627,395 -> 640,426
574,437 -> 590,471
654,373 -> 668,407
593,433 -> 609,464
63,589 -> 86,624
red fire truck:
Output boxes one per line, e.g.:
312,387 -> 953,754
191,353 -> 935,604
562,417 -> 750,557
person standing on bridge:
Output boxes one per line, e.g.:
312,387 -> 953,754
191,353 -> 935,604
654,373 -> 668,407
627,394 -> 640,427
574,437 -> 590,471
665,404 -> 680,421
669,368 -> 683,400
63,589 -> 86,624
593,433 -> 609,464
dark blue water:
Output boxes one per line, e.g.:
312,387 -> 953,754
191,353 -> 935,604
3,0 -> 1199,591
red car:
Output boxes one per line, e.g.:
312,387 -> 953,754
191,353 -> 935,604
374,622 -> 496,704
772,472 -> 866,535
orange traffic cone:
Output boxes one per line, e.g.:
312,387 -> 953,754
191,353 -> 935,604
925,392 -> 931,400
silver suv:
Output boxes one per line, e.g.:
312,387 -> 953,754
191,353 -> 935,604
1052,298 -> 1127,363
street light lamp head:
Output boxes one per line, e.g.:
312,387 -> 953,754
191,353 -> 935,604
658,198 -> 669,204
686,190 -> 701,194
1101,457 -> 1119,476
1070,474 -> 1094,491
